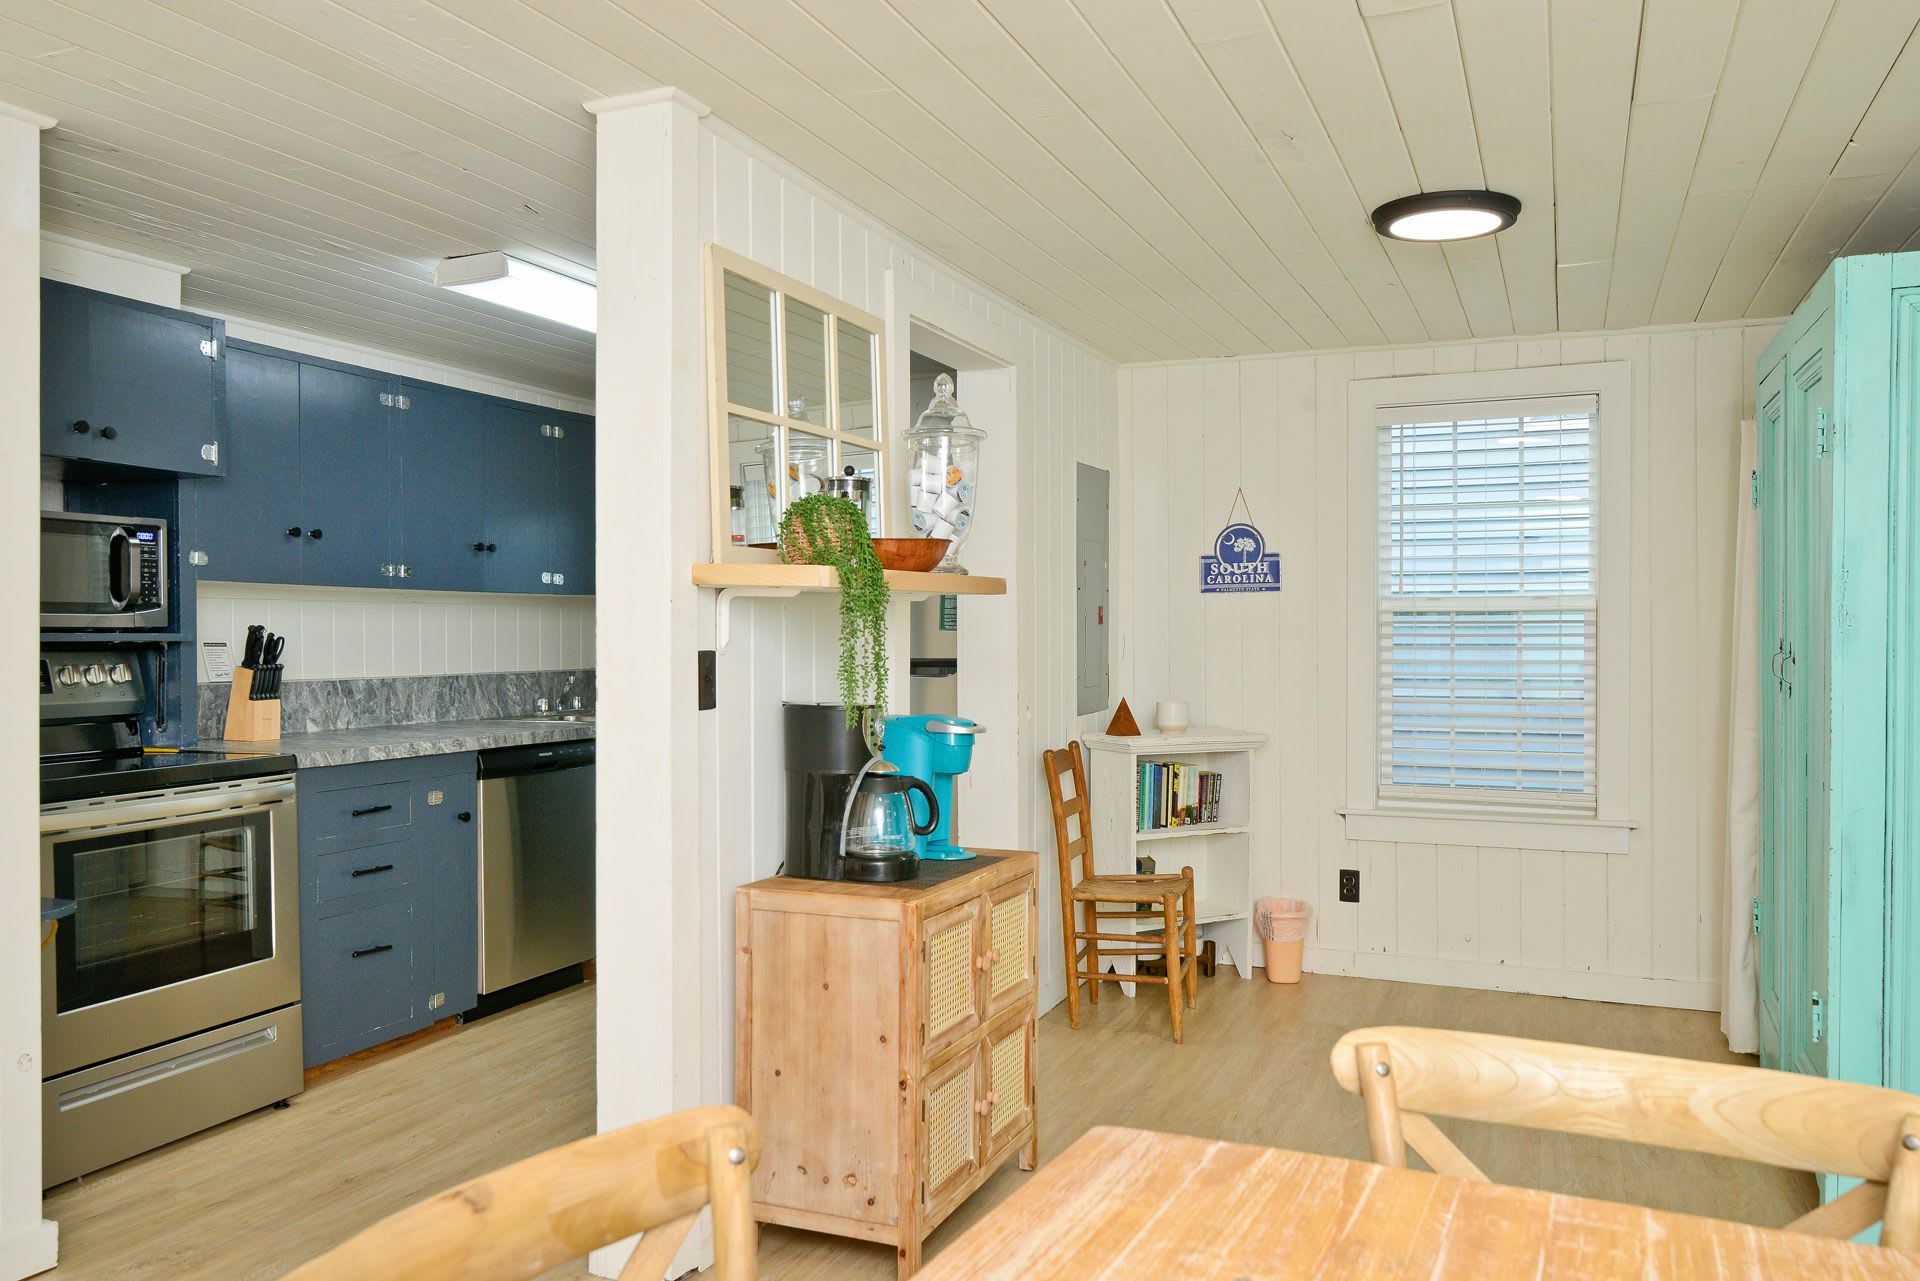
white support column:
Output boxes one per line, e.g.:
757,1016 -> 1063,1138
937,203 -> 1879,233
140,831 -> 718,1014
0,101 -> 59,1281
585,87 -> 712,1280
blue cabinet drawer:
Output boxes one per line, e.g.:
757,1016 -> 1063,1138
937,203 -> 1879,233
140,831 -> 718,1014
313,843 -> 418,919
300,899 -> 420,1067
301,778 -> 413,855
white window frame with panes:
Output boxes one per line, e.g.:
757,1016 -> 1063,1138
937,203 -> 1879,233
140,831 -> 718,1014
705,244 -> 888,562
1342,363 -> 1634,855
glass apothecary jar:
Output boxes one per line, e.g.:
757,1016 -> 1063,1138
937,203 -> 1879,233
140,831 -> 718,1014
904,374 -> 985,574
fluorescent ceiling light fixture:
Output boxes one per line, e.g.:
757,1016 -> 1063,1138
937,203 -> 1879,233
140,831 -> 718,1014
435,252 -> 596,332
1370,190 -> 1522,243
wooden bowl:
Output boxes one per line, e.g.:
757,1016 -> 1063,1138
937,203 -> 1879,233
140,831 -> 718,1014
872,538 -> 949,572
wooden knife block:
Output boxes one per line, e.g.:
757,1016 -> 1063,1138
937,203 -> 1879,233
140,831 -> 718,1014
223,669 -> 281,743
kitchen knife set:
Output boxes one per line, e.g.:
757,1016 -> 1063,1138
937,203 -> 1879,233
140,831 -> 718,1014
241,624 -> 287,700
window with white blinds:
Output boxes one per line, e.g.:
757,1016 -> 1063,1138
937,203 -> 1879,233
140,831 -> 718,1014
1376,394 -> 1599,811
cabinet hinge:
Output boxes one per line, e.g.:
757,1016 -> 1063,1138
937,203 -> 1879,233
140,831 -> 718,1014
378,392 -> 412,410
1751,896 -> 1761,935
201,442 -> 219,465
199,338 -> 218,359
1750,471 -> 1760,509
540,422 -> 566,439
1811,991 -> 1824,1044
1815,408 -> 1831,457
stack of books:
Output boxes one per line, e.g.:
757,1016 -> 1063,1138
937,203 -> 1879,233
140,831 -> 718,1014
1137,761 -> 1223,831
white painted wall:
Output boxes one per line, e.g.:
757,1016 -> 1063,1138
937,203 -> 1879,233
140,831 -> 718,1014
1117,321 -> 1780,1011
195,584 -> 594,683
1,103 -> 59,1281
588,87 -> 1118,1275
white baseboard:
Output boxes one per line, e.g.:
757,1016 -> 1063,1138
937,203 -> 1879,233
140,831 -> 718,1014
1301,947 -> 1722,1011
0,1219 -> 58,1280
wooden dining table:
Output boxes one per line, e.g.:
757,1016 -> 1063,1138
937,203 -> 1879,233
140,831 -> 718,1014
914,1126 -> 1920,1279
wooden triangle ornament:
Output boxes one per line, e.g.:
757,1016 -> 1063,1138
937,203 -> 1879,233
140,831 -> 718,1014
1106,698 -> 1142,737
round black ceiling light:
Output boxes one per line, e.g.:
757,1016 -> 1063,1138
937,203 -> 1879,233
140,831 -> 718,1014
1370,190 -> 1522,242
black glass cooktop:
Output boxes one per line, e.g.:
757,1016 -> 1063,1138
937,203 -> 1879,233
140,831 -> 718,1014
40,749 -> 298,806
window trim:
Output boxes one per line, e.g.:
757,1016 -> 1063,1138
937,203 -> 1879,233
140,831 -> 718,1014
704,244 -> 889,563
1345,362 -> 1633,841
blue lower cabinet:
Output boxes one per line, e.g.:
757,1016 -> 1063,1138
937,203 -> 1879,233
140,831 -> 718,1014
298,755 -> 477,1069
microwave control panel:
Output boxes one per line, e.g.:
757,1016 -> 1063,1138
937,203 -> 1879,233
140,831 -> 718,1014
131,530 -> 163,608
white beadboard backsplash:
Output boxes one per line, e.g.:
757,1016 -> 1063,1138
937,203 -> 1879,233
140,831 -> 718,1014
196,582 -> 595,683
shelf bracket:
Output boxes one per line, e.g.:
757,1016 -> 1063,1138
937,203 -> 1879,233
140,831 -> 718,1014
713,586 -> 802,652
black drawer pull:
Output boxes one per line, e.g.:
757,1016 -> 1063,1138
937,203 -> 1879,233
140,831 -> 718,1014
351,944 -> 394,959
350,803 -> 394,818
350,863 -> 395,878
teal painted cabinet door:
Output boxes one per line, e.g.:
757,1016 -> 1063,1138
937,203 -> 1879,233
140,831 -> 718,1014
1756,359 -> 1787,1070
1783,303 -> 1835,1080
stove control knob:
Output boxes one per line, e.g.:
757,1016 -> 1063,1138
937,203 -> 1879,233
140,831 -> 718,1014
108,662 -> 133,684
83,664 -> 108,686
57,665 -> 82,687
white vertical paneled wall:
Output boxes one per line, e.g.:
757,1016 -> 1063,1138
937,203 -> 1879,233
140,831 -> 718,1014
1117,321 -> 1779,1010
696,115 -> 1119,1104
195,585 -> 595,682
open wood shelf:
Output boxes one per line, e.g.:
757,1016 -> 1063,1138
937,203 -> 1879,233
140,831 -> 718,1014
691,563 -> 1007,595
1134,822 -> 1251,843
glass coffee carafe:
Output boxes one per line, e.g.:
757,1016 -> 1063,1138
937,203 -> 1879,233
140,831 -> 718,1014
838,761 -> 938,883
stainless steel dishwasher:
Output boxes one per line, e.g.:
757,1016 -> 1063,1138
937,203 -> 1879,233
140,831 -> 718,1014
476,739 -> 595,995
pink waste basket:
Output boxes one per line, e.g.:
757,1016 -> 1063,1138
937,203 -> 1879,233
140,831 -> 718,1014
1255,898 -> 1312,983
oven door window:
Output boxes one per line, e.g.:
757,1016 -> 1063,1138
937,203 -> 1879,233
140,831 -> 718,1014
52,810 -> 274,1013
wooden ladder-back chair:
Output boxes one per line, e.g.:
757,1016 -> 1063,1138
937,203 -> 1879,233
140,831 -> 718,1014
1043,740 -> 1198,1043
280,1105 -> 759,1281
1331,1026 -> 1920,1251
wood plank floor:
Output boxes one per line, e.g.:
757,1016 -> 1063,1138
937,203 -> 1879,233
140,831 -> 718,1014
41,974 -> 1814,1280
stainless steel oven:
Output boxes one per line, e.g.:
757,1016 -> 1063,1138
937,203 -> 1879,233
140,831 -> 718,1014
41,510 -> 170,631
40,772 -> 302,1184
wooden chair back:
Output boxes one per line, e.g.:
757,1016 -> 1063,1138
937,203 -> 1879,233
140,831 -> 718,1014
1332,1025 -> 1920,1250
1042,741 -> 1093,887
280,1104 -> 759,1281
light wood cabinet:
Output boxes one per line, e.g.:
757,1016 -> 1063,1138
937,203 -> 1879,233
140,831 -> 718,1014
735,852 -> 1039,1278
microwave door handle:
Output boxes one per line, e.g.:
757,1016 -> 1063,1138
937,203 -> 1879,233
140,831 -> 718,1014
107,527 -> 133,611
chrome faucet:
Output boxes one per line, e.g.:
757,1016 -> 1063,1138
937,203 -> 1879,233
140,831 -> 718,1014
535,696 -> 551,715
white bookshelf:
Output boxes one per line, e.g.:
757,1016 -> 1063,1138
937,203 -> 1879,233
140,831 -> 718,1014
1082,726 -> 1269,981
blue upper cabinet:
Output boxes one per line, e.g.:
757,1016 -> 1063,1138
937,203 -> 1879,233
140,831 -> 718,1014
176,341 -> 593,595
482,404 -> 557,594
42,280 -> 226,477
299,362 -> 397,589
551,413 -> 595,595
179,345 -> 303,584
396,382 -> 489,592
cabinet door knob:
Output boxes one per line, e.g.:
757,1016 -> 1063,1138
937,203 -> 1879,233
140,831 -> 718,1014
974,1099 -> 991,1116
287,527 -> 304,538
473,541 -> 486,552
457,811 -> 472,823
72,419 -> 90,434
308,528 -> 323,540
98,425 -> 118,440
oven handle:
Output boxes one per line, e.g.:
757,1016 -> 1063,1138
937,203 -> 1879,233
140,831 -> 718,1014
41,776 -> 296,838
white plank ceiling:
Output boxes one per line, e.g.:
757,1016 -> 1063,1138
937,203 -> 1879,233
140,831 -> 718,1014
7,0 -> 1920,393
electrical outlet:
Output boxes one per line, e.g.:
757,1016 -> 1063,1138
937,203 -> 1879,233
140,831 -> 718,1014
1339,868 -> 1361,903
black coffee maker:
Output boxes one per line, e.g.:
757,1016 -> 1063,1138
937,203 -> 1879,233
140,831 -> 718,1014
784,702 -> 930,882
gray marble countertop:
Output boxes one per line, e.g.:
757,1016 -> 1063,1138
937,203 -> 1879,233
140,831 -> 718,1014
200,717 -> 595,769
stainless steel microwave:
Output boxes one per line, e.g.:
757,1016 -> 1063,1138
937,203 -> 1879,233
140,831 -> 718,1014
41,511 -> 169,631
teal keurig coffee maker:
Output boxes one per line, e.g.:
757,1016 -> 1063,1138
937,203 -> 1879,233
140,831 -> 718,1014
882,715 -> 981,861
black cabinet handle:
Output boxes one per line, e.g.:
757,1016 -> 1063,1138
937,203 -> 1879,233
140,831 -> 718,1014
287,526 -> 304,538
308,529 -> 324,540
350,944 -> 394,959
457,811 -> 472,822
349,803 -> 393,818
99,425 -> 118,440
72,419 -> 90,434
350,863 -> 395,878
